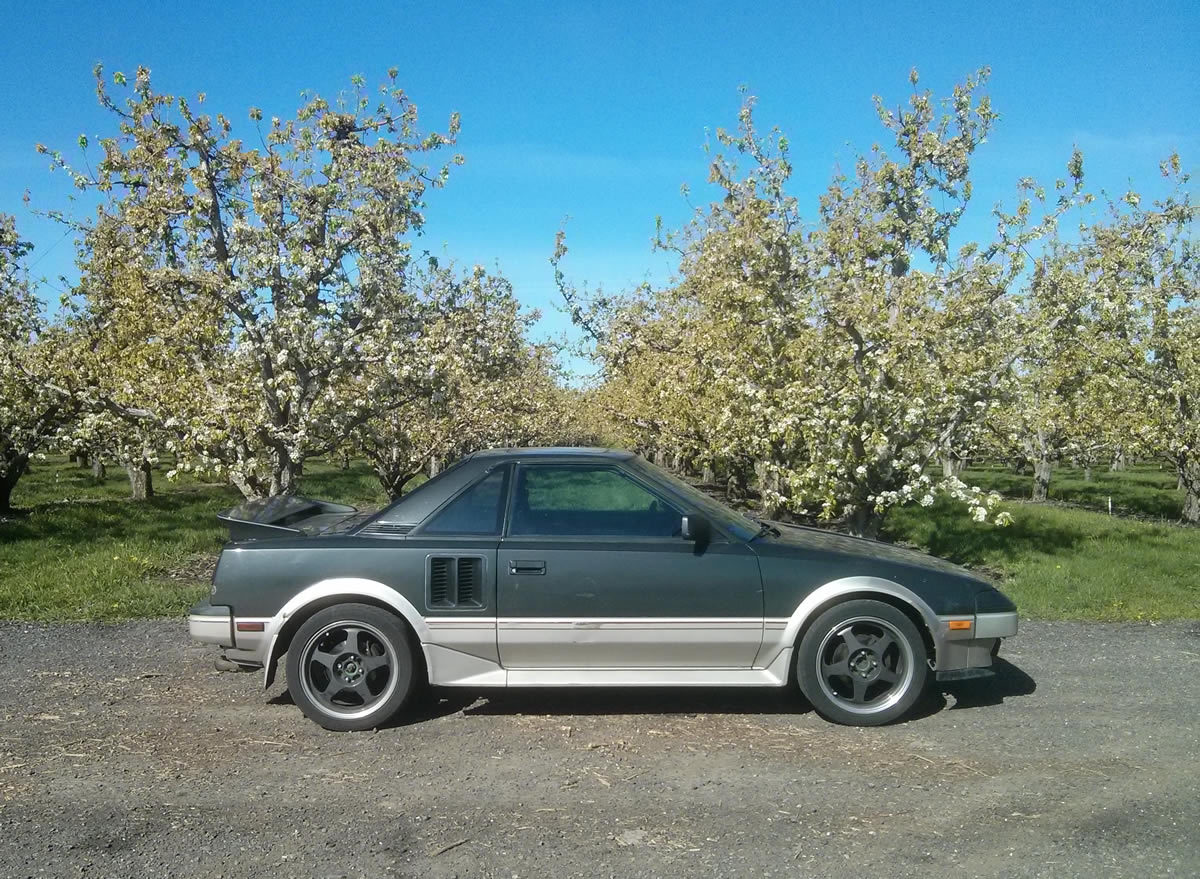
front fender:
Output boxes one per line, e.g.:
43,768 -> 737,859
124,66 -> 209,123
755,576 -> 943,668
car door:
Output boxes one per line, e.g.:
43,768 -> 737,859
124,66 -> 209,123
497,463 -> 763,669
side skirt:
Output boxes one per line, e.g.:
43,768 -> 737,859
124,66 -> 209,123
423,643 -> 793,688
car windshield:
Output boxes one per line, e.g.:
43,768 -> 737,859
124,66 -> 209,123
627,457 -> 758,541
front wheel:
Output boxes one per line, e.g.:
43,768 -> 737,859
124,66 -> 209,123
796,599 -> 928,726
286,603 -> 419,731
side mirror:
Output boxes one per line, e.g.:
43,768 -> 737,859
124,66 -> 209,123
681,513 -> 711,543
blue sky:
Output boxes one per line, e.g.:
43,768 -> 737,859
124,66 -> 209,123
3,0 -> 1197,374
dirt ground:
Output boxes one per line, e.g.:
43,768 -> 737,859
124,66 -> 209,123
0,619 -> 1197,878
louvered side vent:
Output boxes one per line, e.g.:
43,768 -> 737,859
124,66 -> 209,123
428,557 -> 453,608
360,522 -> 414,536
456,557 -> 483,607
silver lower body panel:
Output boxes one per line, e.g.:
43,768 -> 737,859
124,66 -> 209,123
935,611 -> 1017,671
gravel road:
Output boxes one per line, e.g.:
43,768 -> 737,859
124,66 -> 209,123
1,620 -> 1197,878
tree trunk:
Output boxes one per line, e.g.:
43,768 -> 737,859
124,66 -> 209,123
1083,466 -> 1093,482
275,457 -> 300,495
429,457 -> 441,478
670,452 -> 683,473
1180,487 -> 1200,521
701,464 -> 716,485
75,452 -> 89,468
1110,450 -> 1126,472
1031,457 -> 1053,502
653,449 -> 668,469
377,465 -> 417,501
230,471 -> 264,500
938,440 -> 965,479
726,473 -> 742,502
941,455 -> 965,479
385,473 -> 404,499
846,504 -> 882,540
127,459 -> 154,501
91,457 -> 106,480
1179,461 -> 1200,525
755,459 -> 782,518
1184,488 -> 1200,524
0,454 -> 27,512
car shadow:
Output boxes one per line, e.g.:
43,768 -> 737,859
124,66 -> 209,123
459,686 -> 810,718
458,661 -> 1035,723
914,658 -> 1037,719
268,660 -> 1034,727
268,687 -> 483,728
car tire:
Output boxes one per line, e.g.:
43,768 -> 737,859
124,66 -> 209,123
796,599 -> 928,727
286,603 -> 419,732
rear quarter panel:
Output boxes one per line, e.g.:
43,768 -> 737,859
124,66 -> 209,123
211,536 -> 499,618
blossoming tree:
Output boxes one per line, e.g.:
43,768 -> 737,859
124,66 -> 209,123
562,71 -> 1087,536
47,66 -> 464,498
0,214 -> 79,510
352,261 -> 573,498
1081,164 -> 1199,521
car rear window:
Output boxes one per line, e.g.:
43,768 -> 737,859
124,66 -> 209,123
422,468 -> 507,535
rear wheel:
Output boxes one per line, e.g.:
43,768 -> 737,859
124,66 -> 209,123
286,603 -> 419,731
796,599 -> 928,726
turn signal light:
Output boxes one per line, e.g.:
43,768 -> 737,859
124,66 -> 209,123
236,621 -> 266,632
947,619 -> 973,631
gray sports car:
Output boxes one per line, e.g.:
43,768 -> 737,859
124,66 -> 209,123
189,447 -> 1017,731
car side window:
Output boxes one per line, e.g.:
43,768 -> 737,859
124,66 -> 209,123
509,466 -> 680,537
422,468 -> 507,534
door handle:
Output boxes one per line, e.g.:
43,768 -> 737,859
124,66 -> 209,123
509,560 -> 546,575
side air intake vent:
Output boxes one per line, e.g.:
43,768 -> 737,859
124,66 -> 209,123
429,557 -> 453,607
456,557 -> 482,607
427,556 -> 485,610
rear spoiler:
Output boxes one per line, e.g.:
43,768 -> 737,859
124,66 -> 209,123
217,495 -> 358,541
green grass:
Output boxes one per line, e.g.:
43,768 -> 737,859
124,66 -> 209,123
884,497 -> 1200,621
2,455 -> 1196,623
899,462 -> 1197,619
0,460 -> 233,620
961,463 -> 1184,520
0,456 -> 386,621
296,459 -> 392,509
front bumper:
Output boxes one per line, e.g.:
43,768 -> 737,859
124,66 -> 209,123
934,611 -> 1018,672
974,611 -> 1018,639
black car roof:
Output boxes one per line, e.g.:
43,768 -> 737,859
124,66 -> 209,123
470,447 -> 635,461
360,447 -> 637,531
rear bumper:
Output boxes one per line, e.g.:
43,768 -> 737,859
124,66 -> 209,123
935,611 -> 1017,672
188,602 -> 233,648
188,601 -> 269,668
